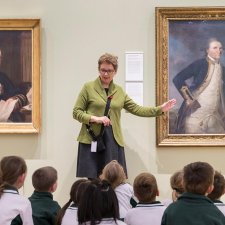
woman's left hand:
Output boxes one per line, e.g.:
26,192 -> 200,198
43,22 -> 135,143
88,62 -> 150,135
161,98 -> 176,112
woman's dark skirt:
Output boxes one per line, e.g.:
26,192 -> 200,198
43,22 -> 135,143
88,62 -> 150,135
76,125 -> 127,179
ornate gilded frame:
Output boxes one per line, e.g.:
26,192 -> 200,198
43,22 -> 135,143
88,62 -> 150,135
156,7 -> 225,146
0,19 -> 40,133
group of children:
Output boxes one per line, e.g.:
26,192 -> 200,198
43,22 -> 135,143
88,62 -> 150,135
1,156 -> 225,225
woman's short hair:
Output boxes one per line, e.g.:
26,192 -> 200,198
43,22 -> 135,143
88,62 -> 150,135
98,53 -> 118,72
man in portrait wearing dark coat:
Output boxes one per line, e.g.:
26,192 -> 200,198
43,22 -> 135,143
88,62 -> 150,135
173,38 -> 225,134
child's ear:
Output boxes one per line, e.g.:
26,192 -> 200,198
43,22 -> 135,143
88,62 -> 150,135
16,173 -> 26,189
156,190 -> 159,197
206,184 -> 214,195
49,182 -> 57,193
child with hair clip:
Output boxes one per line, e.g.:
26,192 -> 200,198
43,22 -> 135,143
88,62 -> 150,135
100,160 -> 137,220
0,155 -> 34,225
78,179 -> 126,225
56,178 -> 89,225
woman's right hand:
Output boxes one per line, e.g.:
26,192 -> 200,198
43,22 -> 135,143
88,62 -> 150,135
90,116 -> 111,126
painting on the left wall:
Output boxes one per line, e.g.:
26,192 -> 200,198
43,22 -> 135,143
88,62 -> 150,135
0,19 -> 40,133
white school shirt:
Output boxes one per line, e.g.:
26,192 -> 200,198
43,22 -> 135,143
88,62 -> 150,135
82,218 -> 126,225
0,188 -> 34,225
125,202 -> 166,225
61,204 -> 78,225
214,201 -> 225,216
115,183 -> 135,219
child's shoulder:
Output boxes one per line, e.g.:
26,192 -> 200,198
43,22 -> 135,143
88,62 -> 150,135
115,183 -> 133,193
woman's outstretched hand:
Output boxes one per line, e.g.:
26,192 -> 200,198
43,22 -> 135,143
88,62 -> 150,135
161,98 -> 176,112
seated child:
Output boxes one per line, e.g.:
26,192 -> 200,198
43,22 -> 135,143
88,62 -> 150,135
125,172 -> 166,225
56,178 -> 90,225
162,170 -> 184,206
170,170 -> 184,202
208,170 -> 225,216
0,155 -> 33,225
29,166 -> 61,225
78,179 -> 126,225
100,160 -> 137,220
161,161 -> 225,225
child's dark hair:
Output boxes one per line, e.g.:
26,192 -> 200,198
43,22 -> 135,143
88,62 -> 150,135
32,166 -> 57,192
55,179 -> 88,225
183,161 -> 214,195
133,172 -> 158,203
0,156 -> 27,197
78,179 -> 119,225
208,171 -> 225,201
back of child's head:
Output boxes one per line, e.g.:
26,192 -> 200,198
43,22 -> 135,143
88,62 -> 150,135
170,170 -> 184,201
133,172 -> 158,203
0,155 -> 27,196
78,179 -> 119,225
208,171 -> 225,201
100,160 -> 126,189
32,166 -> 57,192
76,180 -> 91,205
55,178 -> 89,225
69,179 -> 87,206
183,161 -> 214,195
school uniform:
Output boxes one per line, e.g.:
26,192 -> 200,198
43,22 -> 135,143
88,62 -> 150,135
61,203 -> 78,225
0,186 -> 33,225
29,190 -> 61,225
125,201 -> 166,225
115,183 -> 137,219
161,192 -> 225,225
214,200 -> 225,216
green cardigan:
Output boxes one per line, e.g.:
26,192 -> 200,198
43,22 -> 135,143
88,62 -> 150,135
73,77 -> 163,147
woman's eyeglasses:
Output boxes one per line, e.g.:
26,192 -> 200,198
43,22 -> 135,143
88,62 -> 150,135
99,69 -> 115,75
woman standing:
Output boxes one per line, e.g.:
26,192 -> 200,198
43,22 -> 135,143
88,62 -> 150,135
73,53 -> 176,179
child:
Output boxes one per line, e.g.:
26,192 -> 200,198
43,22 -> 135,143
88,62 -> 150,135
100,160 -> 137,220
208,170 -> 225,215
125,172 -> 166,225
161,161 -> 225,225
170,170 -> 184,202
56,178 -> 89,225
29,166 -> 61,225
0,155 -> 34,225
78,179 -> 126,225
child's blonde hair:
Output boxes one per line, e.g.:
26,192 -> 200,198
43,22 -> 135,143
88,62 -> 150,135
100,160 -> 126,189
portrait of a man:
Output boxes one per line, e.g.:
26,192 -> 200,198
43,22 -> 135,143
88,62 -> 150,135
169,21 -> 225,135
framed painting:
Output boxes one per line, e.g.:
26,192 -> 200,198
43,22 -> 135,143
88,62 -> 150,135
0,19 -> 40,133
156,7 -> 225,146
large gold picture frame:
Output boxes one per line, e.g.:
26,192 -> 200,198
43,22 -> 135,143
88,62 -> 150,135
0,19 -> 40,133
156,7 -> 225,146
